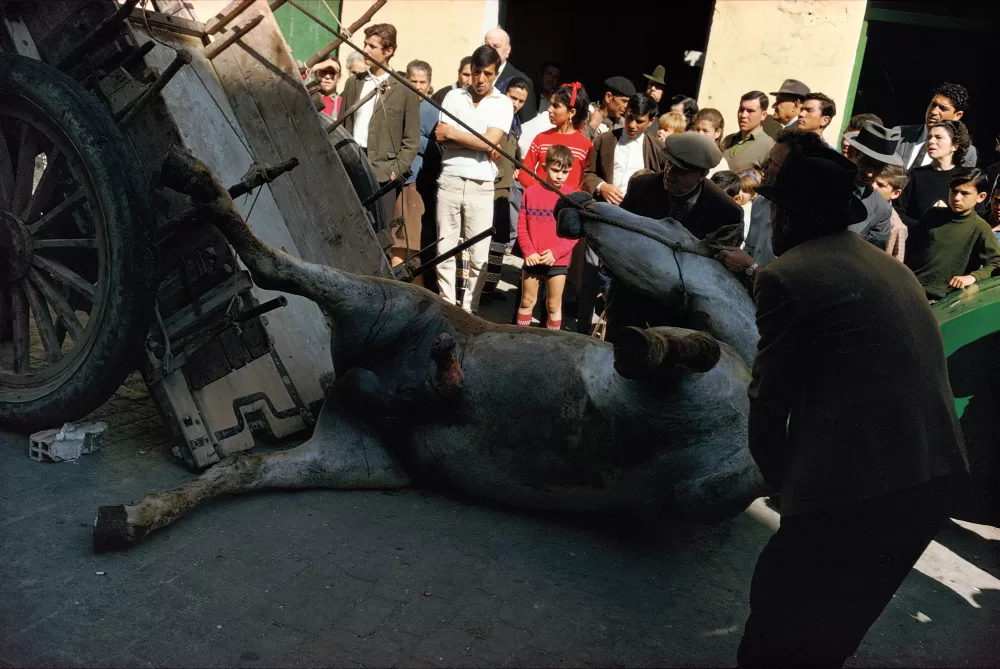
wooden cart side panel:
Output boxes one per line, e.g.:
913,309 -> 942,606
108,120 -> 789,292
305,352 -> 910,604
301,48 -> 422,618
135,28 -> 332,407
201,0 -> 391,278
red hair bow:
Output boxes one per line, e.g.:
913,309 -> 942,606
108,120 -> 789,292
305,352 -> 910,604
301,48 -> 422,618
560,81 -> 583,106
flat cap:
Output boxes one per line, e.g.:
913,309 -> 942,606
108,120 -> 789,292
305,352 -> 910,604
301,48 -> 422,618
661,132 -> 722,171
604,76 -> 636,98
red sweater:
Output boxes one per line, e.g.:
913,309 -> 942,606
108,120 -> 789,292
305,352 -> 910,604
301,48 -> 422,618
517,184 -> 579,266
517,128 -> 593,190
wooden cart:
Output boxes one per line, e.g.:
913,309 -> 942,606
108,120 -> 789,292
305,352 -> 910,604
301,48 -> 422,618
0,0 -> 393,467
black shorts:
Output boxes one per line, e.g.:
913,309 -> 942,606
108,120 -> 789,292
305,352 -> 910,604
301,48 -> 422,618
523,264 -> 568,278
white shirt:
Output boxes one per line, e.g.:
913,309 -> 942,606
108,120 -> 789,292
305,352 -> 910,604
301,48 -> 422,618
439,86 -> 514,181
352,70 -> 391,149
518,109 -> 555,158
612,133 -> 645,193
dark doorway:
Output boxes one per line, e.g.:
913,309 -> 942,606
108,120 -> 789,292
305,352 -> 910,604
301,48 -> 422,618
501,0 -> 715,108
852,3 -> 1000,168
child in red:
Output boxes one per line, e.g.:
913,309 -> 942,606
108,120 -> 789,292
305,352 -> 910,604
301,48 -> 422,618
516,144 -> 578,330
518,82 -> 592,191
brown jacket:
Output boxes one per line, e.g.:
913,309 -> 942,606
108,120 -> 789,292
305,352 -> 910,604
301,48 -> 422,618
580,128 -> 664,197
749,230 -> 967,515
620,174 -> 744,245
341,70 -> 421,183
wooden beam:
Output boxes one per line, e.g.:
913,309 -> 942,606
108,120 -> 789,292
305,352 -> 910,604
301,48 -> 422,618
128,7 -> 207,38
205,0 -> 256,36
305,0 -> 386,67
205,15 -> 264,60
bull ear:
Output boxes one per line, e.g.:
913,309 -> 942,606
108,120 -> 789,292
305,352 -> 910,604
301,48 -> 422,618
614,327 -> 721,380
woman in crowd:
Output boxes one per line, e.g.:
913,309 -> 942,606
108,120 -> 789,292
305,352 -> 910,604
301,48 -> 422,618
481,77 -> 531,301
518,83 -> 592,191
692,108 -> 726,149
895,120 -> 971,229
669,94 -> 699,129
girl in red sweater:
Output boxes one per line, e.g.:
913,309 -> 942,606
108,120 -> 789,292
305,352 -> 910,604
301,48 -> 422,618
516,145 -> 579,330
518,82 -> 592,191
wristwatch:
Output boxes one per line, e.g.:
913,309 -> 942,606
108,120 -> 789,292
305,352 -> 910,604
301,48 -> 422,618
745,262 -> 759,277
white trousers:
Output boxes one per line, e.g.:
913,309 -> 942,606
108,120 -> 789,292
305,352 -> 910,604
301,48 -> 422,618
435,174 -> 494,312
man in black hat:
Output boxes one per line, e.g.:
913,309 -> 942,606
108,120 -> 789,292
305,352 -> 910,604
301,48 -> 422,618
762,78 -> 809,138
584,76 -> 636,140
643,65 -> 667,106
737,145 -> 968,669
843,121 -> 907,251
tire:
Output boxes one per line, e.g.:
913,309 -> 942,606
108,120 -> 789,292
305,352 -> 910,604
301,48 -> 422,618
0,55 -> 156,433
327,124 -> 387,233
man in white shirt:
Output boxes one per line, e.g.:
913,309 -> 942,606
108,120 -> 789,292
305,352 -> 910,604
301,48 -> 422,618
433,45 -> 514,313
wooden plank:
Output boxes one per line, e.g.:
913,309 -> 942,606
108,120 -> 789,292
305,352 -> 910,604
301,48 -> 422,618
135,27 -> 331,407
205,14 -> 264,60
128,7 -> 207,38
210,0 -> 389,277
204,0 -> 256,35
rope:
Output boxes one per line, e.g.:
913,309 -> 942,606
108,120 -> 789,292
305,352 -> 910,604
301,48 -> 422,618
283,5 -> 711,263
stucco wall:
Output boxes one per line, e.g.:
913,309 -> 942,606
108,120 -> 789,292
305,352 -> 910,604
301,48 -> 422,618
698,0 -> 867,143
339,0 -> 496,94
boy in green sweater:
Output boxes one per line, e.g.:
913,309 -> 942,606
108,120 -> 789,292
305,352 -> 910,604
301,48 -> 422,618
906,168 -> 1000,300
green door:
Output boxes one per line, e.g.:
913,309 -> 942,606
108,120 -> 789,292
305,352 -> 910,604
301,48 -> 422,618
273,0 -> 342,64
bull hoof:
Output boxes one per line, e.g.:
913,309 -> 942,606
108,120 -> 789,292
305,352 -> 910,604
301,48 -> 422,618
614,327 -> 721,379
93,505 -> 133,553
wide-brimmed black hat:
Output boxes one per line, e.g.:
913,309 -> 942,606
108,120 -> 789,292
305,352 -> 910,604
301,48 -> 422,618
756,146 -> 868,225
643,65 -> 667,86
844,121 -> 904,166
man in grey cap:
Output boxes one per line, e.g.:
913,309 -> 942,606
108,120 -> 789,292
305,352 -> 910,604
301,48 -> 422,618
584,76 -> 636,140
621,132 -> 745,243
762,78 -> 809,138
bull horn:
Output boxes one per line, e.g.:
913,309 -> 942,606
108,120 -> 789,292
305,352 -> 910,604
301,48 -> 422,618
614,327 -> 721,379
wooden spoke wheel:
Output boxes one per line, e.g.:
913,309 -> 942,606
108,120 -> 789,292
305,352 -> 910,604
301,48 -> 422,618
0,55 -> 156,433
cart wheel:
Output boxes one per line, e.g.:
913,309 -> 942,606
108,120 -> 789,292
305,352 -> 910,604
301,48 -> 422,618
327,124 -> 387,233
0,55 -> 156,432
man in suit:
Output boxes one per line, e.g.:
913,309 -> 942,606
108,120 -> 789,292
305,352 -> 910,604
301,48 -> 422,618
341,23 -> 421,265
894,82 -> 978,168
602,133 -> 743,337
581,93 -> 665,203
484,27 -> 536,122
737,146 -> 968,668
761,79 -> 808,139
621,132 -> 744,244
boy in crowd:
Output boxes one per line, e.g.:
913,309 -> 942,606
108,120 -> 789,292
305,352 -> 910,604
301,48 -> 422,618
516,145 -> 579,330
906,168 -> 1000,300
872,164 -> 908,203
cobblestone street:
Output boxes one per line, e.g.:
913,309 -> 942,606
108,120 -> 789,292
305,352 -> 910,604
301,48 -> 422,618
1,358 -> 998,667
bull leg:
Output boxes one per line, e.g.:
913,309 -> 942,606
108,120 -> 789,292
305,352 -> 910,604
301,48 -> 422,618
93,395 -> 410,552
613,326 -> 721,380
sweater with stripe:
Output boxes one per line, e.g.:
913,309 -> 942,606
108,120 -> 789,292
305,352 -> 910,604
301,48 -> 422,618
517,128 -> 593,190
516,184 -> 579,266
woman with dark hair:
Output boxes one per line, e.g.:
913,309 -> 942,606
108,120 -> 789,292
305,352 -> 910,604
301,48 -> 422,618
895,119 -> 972,229
669,94 -> 699,129
479,76 -> 531,301
517,82 -> 593,191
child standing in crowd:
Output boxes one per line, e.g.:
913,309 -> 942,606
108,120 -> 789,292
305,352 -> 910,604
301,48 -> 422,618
656,112 -> 687,143
905,168 -> 1000,300
872,164 -> 909,203
692,108 -> 726,148
516,145 -> 579,330
518,83 -> 592,191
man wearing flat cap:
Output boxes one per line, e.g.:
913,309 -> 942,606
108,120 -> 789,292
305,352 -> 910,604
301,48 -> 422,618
621,132 -> 744,244
584,76 -> 636,140
601,133 -> 744,337
736,145 -> 968,668
762,78 -> 809,139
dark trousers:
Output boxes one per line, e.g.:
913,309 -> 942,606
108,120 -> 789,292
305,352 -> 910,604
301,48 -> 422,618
737,476 -> 960,669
